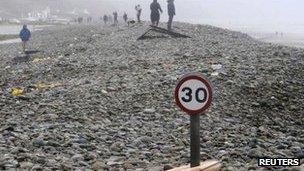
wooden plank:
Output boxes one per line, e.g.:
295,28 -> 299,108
150,25 -> 191,38
137,25 -> 191,40
137,28 -> 153,40
168,160 -> 221,171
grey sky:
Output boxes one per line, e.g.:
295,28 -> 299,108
102,0 -> 304,33
1,0 -> 303,33
79,0 -> 303,31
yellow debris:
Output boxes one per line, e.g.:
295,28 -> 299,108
32,57 -> 51,63
36,82 -> 63,90
10,87 -> 24,96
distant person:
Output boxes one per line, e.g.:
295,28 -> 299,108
103,15 -> 108,24
135,5 -> 142,23
77,17 -> 83,24
108,15 -> 113,23
150,0 -> 162,26
167,0 -> 175,30
113,12 -> 118,25
19,25 -> 31,53
87,16 -> 92,23
123,12 -> 128,23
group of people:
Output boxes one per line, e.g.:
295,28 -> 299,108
150,0 -> 175,30
102,0 -> 175,30
138,0 -> 175,30
102,4 -> 142,26
18,0 -> 176,53
101,12 -> 129,25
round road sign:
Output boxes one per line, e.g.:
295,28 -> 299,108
175,73 -> 213,115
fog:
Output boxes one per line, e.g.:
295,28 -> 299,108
1,0 -> 304,34
104,0 -> 304,34
60,0 -> 303,34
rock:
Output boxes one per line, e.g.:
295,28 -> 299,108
294,150 -> 304,159
72,154 -> 84,162
144,108 -> 156,114
247,149 -> 264,158
31,165 -> 43,171
211,64 -> 222,70
218,150 -> 228,157
164,165 -> 173,170
20,162 -> 34,170
134,136 -> 152,146
73,138 -> 88,144
148,166 -> 163,171
101,89 -> 108,95
92,161 -> 106,171
46,140 -> 61,147
106,156 -> 124,166
32,138 -> 46,147
11,147 -> 28,154
107,86 -> 117,91
110,142 -> 125,152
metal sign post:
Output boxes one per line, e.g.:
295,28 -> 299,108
174,73 -> 213,168
190,114 -> 200,167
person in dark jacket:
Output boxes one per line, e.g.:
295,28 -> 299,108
123,12 -> 128,23
167,0 -> 175,30
103,15 -> 108,25
150,0 -> 162,26
113,12 -> 118,25
108,15 -> 113,23
19,25 -> 31,53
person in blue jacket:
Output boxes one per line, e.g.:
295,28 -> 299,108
167,0 -> 175,30
19,25 -> 31,53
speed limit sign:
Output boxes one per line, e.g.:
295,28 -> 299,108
175,73 -> 213,115
174,73 -> 213,167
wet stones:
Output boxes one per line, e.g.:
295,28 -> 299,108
32,138 -> 46,147
0,22 -> 303,170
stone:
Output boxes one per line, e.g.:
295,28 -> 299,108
106,156 -> 124,166
71,154 -> 84,162
143,108 -> 156,114
32,138 -> 46,147
110,142 -> 125,152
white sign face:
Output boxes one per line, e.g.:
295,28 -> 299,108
175,74 -> 213,115
178,80 -> 209,111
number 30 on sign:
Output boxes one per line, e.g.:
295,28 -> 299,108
174,73 -> 213,115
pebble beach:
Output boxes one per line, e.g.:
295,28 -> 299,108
0,22 -> 303,170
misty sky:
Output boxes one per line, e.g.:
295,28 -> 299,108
1,0 -> 304,33
74,0 -> 304,33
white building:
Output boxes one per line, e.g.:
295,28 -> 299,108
26,7 -> 51,21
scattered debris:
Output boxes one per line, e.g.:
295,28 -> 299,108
10,87 -> 24,96
0,22 -> 303,170
138,25 -> 191,40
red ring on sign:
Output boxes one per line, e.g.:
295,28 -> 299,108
174,73 -> 213,115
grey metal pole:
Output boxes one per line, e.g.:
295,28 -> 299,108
190,114 -> 200,167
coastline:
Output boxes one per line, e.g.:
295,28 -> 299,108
247,32 -> 304,49
0,22 -> 303,170
1,22 -> 304,49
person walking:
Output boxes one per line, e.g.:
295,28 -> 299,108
113,12 -> 118,25
19,25 -> 31,53
123,12 -> 128,23
135,5 -> 142,23
108,15 -> 113,23
150,0 -> 162,26
167,0 -> 175,30
103,15 -> 108,25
